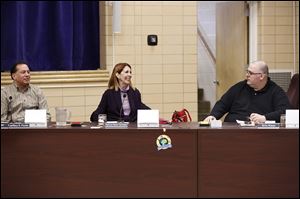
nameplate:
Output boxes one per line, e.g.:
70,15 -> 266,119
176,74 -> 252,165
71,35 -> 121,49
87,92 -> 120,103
1,123 -> 30,128
137,110 -> 159,128
25,109 -> 47,127
257,123 -> 280,129
286,109 -> 299,128
138,123 -> 159,128
27,123 -> 47,128
105,121 -> 129,128
1,123 -> 8,128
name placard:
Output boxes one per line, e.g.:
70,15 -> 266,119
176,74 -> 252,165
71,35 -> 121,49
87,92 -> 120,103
286,109 -> 299,128
257,123 -> 280,129
105,121 -> 129,128
1,123 -> 30,128
25,109 -> 47,127
137,109 -> 159,128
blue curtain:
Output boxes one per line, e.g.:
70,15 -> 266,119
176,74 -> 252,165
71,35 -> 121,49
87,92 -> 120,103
1,1 -> 99,71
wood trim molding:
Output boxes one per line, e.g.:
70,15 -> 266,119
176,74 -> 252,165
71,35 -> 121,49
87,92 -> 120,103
1,70 -> 110,85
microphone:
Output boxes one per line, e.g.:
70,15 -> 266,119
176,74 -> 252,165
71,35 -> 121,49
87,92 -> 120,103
119,93 -> 127,122
8,96 -> 13,113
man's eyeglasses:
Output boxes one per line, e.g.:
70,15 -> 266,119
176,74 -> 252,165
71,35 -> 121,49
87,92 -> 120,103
246,70 -> 262,76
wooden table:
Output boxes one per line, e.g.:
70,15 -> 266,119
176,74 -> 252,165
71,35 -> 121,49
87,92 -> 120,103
1,122 -> 298,197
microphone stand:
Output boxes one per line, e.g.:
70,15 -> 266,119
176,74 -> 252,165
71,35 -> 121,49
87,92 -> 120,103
118,93 -> 127,122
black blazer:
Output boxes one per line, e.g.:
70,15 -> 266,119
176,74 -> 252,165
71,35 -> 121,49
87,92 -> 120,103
90,87 -> 150,122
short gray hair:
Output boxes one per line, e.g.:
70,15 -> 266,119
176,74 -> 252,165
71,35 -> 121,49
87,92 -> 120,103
250,60 -> 269,75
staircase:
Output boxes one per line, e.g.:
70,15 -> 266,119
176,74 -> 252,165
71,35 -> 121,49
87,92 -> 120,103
198,88 -> 211,121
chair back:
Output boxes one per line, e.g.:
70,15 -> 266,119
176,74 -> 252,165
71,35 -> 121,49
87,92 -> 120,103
286,73 -> 299,109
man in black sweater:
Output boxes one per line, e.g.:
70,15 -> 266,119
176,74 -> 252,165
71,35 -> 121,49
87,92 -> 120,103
204,61 -> 291,124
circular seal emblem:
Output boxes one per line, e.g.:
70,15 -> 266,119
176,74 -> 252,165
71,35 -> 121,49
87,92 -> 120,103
156,134 -> 172,150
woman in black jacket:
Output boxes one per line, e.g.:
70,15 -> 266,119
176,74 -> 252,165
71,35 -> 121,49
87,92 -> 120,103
90,63 -> 150,122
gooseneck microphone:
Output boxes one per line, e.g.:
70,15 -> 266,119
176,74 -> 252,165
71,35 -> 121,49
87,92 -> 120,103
119,93 -> 127,122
